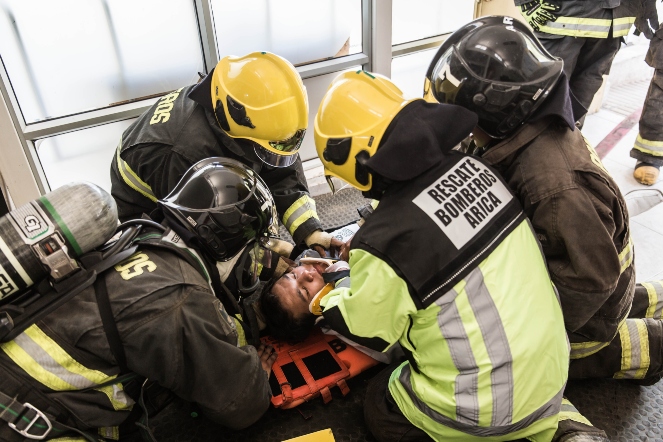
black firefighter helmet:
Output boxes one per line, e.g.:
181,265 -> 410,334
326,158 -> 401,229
158,157 -> 277,261
424,15 -> 563,139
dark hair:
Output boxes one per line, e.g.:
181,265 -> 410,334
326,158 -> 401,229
260,276 -> 316,343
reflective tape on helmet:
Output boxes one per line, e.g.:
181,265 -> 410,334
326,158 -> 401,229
558,398 -> 593,426
643,281 -> 663,319
613,319 -> 650,380
282,195 -> 320,237
115,144 -> 157,202
1,324 -> 134,410
539,17 -> 611,38
613,16 -> 635,37
634,134 -> 663,156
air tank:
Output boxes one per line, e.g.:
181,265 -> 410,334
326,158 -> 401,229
0,182 -> 118,301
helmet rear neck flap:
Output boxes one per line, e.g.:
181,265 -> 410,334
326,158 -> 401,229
425,15 -> 563,139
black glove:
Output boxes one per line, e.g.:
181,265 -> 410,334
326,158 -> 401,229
520,0 -> 561,32
634,0 -> 659,39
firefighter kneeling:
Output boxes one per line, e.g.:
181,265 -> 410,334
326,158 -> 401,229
262,70 -> 570,442
0,158 -> 280,441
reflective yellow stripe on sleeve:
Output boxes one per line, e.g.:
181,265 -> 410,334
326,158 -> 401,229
1,325 -> 113,391
614,319 -> 650,380
99,426 -> 120,440
613,16 -> 635,37
570,316 -> 627,359
634,134 -> 663,156
96,383 -> 134,411
1,324 -> 135,413
619,237 -> 633,274
49,438 -> 88,442
539,17 -> 611,38
233,317 -> 248,347
558,398 -> 593,426
644,281 -> 663,319
282,195 -> 320,237
116,142 -> 157,202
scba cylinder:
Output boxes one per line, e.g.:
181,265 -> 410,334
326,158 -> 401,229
0,182 -> 118,301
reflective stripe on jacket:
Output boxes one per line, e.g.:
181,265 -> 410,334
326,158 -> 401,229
530,0 -> 635,38
0,232 -> 271,441
475,117 -> 635,348
320,154 -> 569,440
109,85 -> 321,245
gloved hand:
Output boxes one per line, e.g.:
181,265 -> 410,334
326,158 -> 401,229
633,0 -> 659,39
305,230 -> 344,258
520,0 -> 561,32
325,260 -> 350,274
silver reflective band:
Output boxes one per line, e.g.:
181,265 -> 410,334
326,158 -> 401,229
464,268 -> 513,427
435,288 -> 480,426
254,145 -> 299,168
435,267 -> 513,427
399,364 -> 565,437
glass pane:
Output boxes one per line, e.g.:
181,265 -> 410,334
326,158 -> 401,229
0,0 -> 203,123
211,0 -> 362,66
391,48 -> 439,99
299,66 -> 361,162
37,119 -> 135,193
392,0 -> 474,45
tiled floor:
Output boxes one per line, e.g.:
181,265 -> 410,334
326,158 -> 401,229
583,85 -> 663,283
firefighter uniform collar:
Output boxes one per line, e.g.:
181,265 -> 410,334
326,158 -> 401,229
528,71 -> 577,130
365,100 -> 478,182
188,68 -> 215,114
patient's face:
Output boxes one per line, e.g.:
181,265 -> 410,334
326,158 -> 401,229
272,264 -> 326,320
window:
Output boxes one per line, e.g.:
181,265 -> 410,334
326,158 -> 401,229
211,0 -> 363,66
0,0 -> 479,205
0,0 -> 203,123
37,119 -> 135,192
392,0 -> 474,45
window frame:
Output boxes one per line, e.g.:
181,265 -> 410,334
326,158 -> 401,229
0,0 -> 471,206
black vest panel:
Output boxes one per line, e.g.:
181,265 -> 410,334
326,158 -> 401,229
352,151 -> 525,309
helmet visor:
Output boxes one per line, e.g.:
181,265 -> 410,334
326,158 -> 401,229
430,46 -> 462,104
254,145 -> 300,168
269,129 -> 306,154
237,239 -> 278,294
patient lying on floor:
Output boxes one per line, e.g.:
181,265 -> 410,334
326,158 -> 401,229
259,249 -> 401,365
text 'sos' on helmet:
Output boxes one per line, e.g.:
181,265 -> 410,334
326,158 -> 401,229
211,52 -> 309,167
158,158 -> 277,261
424,16 -> 563,138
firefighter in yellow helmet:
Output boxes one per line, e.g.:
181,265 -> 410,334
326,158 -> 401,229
301,69 -> 569,441
111,52 -> 341,255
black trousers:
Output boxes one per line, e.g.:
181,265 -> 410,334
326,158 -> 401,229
541,36 -> 622,119
631,69 -> 663,167
363,364 -> 432,442
568,281 -> 663,380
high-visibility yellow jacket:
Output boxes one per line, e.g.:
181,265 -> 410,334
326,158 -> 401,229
320,152 -> 570,441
